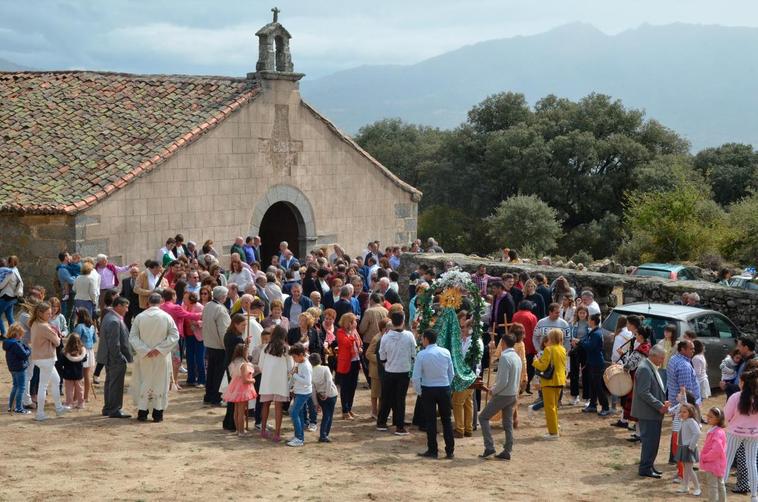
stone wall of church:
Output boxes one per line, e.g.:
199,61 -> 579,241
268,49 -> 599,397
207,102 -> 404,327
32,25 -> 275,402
399,253 -> 758,334
77,77 -> 419,269
0,214 -> 75,293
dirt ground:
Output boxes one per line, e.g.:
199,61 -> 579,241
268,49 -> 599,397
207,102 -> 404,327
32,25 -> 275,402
0,356 -> 732,502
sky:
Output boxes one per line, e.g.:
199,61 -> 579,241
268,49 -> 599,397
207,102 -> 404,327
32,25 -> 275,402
3,0 -> 758,79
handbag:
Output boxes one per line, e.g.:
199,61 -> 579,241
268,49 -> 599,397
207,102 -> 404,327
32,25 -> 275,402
535,361 -> 555,380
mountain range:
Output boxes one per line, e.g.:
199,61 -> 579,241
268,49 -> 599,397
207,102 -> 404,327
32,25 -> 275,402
4,23 -> 758,150
299,23 -> 758,150
0,57 -> 29,71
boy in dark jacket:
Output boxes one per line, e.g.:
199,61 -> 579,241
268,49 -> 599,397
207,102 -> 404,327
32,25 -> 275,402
3,323 -> 32,414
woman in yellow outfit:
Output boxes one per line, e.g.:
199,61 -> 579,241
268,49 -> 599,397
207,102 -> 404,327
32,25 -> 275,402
531,328 -> 568,439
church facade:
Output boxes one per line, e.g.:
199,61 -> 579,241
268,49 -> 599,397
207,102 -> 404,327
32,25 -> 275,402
0,16 -> 420,288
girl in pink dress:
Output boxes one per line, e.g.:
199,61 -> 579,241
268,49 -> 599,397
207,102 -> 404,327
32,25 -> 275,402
222,343 -> 257,436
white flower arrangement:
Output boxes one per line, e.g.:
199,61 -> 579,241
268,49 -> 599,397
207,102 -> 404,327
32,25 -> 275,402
436,267 -> 474,290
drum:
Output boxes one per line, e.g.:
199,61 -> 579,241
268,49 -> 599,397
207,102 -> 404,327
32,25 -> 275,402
603,363 -> 633,397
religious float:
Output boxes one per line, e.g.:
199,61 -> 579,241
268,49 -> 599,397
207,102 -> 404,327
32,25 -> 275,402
415,268 -> 485,391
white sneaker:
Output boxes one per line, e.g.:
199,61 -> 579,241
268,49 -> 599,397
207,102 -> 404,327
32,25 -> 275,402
307,424 -> 317,432
569,396 -> 580,406
179,366 -> 188,374
692,489 -> 701,496
35,414 -> 49,422
59,405 -> 72,411
672,476 -> 682,484
542,433 -> 559,441
676,487 -> 688,494
55,407 -> 68,417
286,438 -> 304,447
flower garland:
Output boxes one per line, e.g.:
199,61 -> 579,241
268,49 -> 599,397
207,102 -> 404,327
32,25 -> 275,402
417,267 -> 485,370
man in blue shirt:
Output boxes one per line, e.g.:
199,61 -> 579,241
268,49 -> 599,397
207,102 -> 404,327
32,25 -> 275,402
666,340 -> 701,406
412,330 -> 455,459
242,236 -> 256,265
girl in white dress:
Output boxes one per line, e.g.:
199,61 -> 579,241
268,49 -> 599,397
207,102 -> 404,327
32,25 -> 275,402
258,325 -> 293,443
693,339 -> 711,399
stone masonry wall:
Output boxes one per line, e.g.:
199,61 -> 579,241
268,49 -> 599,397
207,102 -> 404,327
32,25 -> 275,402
78,77 -> 418,268
399,253 -> 758,334
0,214 -> 75,293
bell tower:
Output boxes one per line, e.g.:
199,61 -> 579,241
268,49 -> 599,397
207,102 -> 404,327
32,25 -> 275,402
251,7 -> 304,82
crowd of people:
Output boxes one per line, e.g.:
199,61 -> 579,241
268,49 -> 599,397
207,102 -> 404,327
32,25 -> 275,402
1,238 -> 757,500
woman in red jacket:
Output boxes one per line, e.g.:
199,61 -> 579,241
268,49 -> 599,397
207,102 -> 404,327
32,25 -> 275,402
336,313 -> 362,420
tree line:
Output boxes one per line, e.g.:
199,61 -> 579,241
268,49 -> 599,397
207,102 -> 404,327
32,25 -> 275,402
355,92 -> 758,266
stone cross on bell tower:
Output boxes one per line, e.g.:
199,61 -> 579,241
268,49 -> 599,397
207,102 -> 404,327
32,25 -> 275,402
254,7 -> 300,76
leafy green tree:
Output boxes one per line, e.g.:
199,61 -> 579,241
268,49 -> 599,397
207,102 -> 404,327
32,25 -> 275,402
559,213 -> 623,260
694,143 -> 758,206
418,205 -> 494,255
723,192 -> 758,264
486,195 -> 563,256
431,92 -> 689,229
354,118 -> 448,188
635,154 -> 707,194
467,92 -> 531,133
625,184 -> 727,262
356,92 -> 695,258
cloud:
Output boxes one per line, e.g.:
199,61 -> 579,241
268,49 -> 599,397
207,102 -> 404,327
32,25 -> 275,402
99,22 -> 254,67
3,0 -> 758,77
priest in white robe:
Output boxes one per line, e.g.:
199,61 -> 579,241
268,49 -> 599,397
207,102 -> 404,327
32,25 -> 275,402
129,292 -> 179,422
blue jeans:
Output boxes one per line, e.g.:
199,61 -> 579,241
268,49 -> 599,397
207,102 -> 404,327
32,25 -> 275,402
185,336 -> 205,385
0,298 -> 17,336
301,396 -> 317,426
290,393 -> 310,441
9,370 -> 26,411
318,395 -> 337,440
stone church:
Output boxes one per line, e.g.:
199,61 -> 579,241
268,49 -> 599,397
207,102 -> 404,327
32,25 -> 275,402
0,14 -> 421,288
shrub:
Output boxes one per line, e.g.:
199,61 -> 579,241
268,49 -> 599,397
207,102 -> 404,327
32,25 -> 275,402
570,250 -> 593,266
486,195 -> 564,257
614,235 -> 651,266
624,184 -> 728,262
559,214 -> 622,259
697,252 -> 725,271
722,192 -> 758,265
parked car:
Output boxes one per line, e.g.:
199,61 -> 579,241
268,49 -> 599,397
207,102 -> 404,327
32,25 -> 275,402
729,275 -> 758,292
601,303 -> 744,387
630,263 -> 699,281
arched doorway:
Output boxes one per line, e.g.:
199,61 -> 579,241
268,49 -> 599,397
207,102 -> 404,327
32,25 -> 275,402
258,201 -> 303,266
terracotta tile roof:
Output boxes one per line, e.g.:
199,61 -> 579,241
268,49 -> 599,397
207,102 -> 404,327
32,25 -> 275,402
0,71 -> 260,214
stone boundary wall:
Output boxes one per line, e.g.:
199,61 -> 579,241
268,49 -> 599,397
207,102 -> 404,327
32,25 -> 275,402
0,214 -> 75,294
399,253 -> 758,334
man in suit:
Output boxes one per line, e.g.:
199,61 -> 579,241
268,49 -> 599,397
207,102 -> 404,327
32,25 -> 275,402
202,286 -> 231,406
133,260 -> 168,311
333,286 -> 354,325
359,293 -> 389,377
378,277 -> 401,305
534,273 -> 553,314
98,297 -> 134,418
490,281 -> 515,339
631,344 -> 670,478
252,236 -> 262,265
502,273 -> 523,309
120,266 -> 141,329
279,248 -> 300,271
